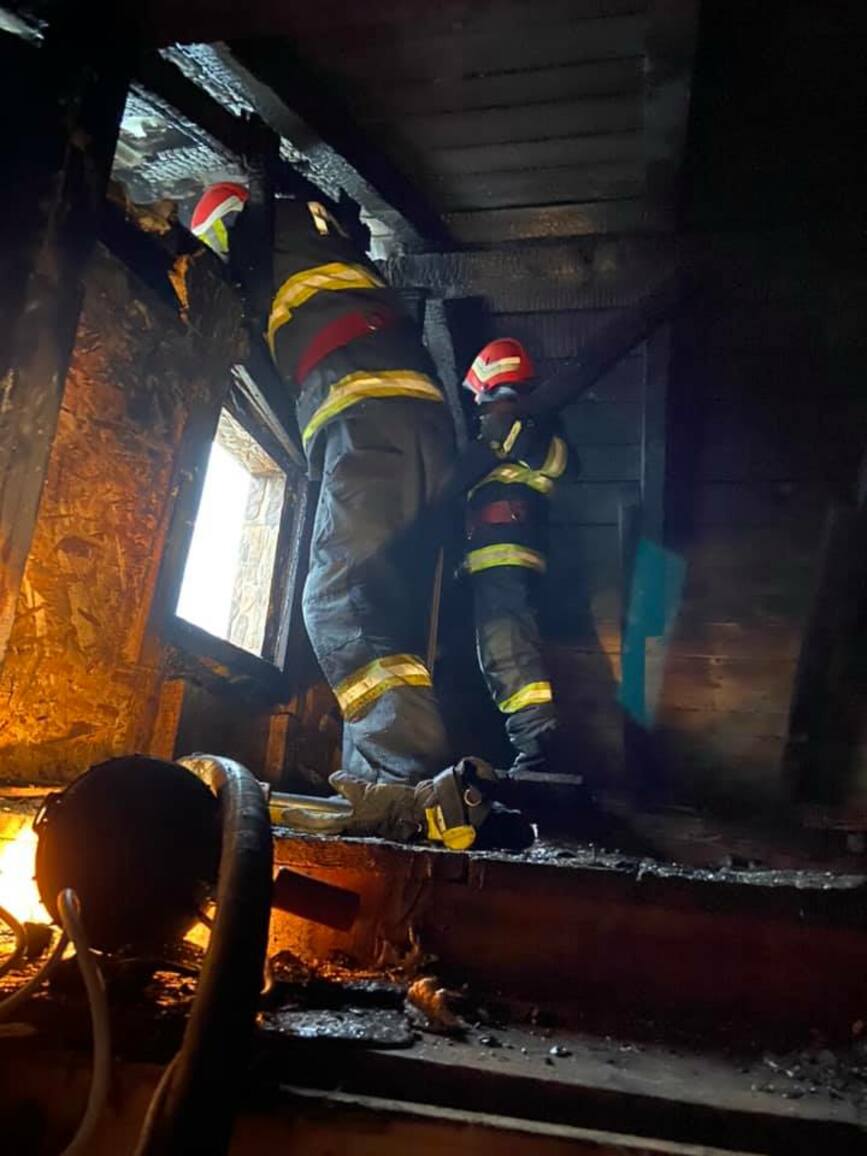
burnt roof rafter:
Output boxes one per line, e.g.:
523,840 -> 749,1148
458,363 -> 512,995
161,40 -> 451,251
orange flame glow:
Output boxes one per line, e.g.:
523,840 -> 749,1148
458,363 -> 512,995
0,819 -> 48,925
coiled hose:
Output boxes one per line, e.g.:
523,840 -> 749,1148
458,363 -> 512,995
135,755 -> 273,1156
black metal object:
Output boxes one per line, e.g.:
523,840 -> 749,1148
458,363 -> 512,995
34,756 -> 219,951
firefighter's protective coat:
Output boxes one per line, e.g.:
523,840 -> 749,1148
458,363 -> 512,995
270,200 -> 453,785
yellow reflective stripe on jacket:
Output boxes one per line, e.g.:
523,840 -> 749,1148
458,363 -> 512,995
468,463 -> 554,498
538,436 -> 568,479
499,680 -> 554,714
302,370 -> 444,446
465,544 -> 546,574
334,653 -> 433,721
267,261 -> 385,352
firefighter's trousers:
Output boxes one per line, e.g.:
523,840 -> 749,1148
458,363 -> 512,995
471,564 -> 558,770
303,400 -> 454,785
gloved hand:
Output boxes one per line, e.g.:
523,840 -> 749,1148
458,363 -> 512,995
338,771 -> 435,840
280,758 -> 534,850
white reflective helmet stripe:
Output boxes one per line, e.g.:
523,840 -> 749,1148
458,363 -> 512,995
471,354 -> 523,383
191,195 -> 246,238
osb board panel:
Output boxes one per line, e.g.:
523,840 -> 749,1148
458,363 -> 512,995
0,244 -> 244,782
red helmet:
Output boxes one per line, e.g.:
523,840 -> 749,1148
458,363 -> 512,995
190,181 -> 249,258
463,338 -> 535,400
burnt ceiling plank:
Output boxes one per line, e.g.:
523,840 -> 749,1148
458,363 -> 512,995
356,57 -> 645,117
0,21 -> 130,667
320,14 -> 650,80
169,40 -> 449,249
273,0 -> 650,38
379,95 -> 643,151
140,0 -> 649,44
433,132 -> 644,178
446,200 -> 673,244
434,161 -> 646,212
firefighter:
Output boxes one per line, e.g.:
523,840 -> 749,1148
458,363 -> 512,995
463,338 -> 571,777
188,183 -> 533,849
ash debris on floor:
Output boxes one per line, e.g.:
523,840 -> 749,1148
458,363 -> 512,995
254,947 -> 867,1119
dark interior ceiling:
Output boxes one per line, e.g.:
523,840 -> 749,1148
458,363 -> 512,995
107,0 -> 697,251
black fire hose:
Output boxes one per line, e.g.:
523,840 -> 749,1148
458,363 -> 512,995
136,755 -> 273,1156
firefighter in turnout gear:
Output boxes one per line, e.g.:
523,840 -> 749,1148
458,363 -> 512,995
464,339 -> 570,776
187,184 -> 535,851
265,198 -> 454,788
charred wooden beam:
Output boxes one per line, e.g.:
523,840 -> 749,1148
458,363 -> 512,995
0,21 -> 130,666
423,298 -> 469,450
164,41 -> 450,251
444,200 -> 672,246
384,237 -> 678,313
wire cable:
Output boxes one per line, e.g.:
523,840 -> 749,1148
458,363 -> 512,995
132,1054 -> 180,1156
57,888 -> 111,1156
0,925 -> 67,1021
0,904 -> 27,980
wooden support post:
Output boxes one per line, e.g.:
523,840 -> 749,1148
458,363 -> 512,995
785,448 -> 867,822
0,20 -> 130,666
423,297 -> 469,451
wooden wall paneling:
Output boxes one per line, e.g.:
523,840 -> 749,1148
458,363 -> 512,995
0,23 -> 130,668
0,241 -> 243,782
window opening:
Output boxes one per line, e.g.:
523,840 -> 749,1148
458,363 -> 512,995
176,408 -> 286,657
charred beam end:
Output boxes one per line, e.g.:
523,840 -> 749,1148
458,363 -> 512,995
384,236 -> 679,313
211,39 -> 450,251
0,19 -> 130,666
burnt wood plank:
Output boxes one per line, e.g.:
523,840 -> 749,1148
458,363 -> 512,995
369,58 -> 645,117
321,15 -> 650,80
432,130 -> 644,176
277,0 -> 650,38
433,161 -> 646,211
434,131 -> 647,175
0,25 -> 130,665
384,241 -> 674,314
381,96 -> 642,150
446,200 -> 673,243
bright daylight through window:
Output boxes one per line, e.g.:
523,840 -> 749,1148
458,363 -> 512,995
176,409 -> 286,657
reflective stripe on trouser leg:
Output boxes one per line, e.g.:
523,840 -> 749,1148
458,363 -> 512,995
334,653 -> 433,721
301,404 -> 455,784
472,564 -> 556,762
498,680 -> 553,714
465,543 -> 546,574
